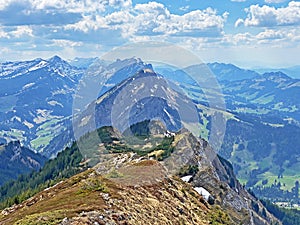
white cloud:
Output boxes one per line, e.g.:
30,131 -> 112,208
231,0 -> 246,2
65,2 -> 227,40
232,33 -> 254,44
65,15 -> 108,33
179,5 -> 190,12
221,27 -> 300,49
52,39 -> 82,47
265,0 -> 286,3
0,0 -> 228,47
0,29 -> 9,38
11,26 -> 33,38
256,29 -> 285,40
235,18 -> 244,27
238,1 -> 300,27
0,0 -> 15,10
0,0 -> 132,14
108,0 -> 132,8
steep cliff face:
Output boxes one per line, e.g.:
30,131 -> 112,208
0,123 -> 280,224
160,128 -> 279,225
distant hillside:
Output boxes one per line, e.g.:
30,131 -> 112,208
208,62 -> 260,81
0,141 -> 46,185
173,65 -> 300,202
0,57 -> 148,158
0,56 -> 83,155
254,65 -> 300,79
0,142 -> 83,209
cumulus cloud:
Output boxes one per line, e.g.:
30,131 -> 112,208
256,29 -> 285,40
0,0 -> 228,45
65,2 -> 228,40
237,1 -> 300,27
0,0 -> 15,10
0,0 -> 134,28
0,28 -> 9,38
222,32 -> 254,46
0,0 -> 132,13
222,27 -> 300,48
0,25 -> 34,39
11,26 -> 33,38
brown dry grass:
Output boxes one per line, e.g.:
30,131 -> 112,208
0,159 -> 232,225
0,170 -> 119,224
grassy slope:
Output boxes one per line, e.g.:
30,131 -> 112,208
0,161 -> 231,225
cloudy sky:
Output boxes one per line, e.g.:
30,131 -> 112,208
0,0 -> 299,68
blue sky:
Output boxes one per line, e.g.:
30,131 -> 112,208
0,0 -> 299,68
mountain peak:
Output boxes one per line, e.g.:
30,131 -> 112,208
142,68 -> 155,74
47,55 -> 71,67
263,71 -> 291,80
133,67 -> 160,79
48,55 -> 63,63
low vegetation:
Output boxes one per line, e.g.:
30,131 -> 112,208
0,143 -> 84,210
262,199 -> 300,225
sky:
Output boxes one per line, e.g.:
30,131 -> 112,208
0,0 -> 299,68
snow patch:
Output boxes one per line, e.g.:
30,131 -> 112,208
11,116 -> 21,122
33,109 -> 51,124
28,60 -> 48,72
48,100 -> 63,108
22,82 -> 35,90
79,115 -> 91,127
181,175 -> 193,182
194,187 -> 211,201
24,120 -> 34,129
163,109 -> 175,125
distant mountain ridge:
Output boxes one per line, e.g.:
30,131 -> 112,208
254,65 -> 300,79
0,56 -> 84,154
208,62 -> 261,81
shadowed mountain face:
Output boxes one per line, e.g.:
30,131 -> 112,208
74,68 -> 199,139
0,141 -> 46,185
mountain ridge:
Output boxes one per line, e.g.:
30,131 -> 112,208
0,120 -> 280,224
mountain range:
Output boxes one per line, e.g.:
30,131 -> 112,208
0,56 -> 299,205
254,65 -> 300,80
0,56 -> 83,156
0,56 -> 299,224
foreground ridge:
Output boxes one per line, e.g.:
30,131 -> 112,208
0,125 -> 280,225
